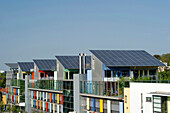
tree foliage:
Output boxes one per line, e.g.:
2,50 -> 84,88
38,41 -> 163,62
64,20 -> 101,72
153,54 -> 161,60
154,53 -> 170,66
11,105 -> 16,112
159,68 -> 170,80
0,101 -> 5,112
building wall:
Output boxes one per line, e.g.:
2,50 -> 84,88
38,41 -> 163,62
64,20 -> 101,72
91,54 -> 103,81
124,88 -> 130,113
2,94 -> 6,105
18,66 -> 23,79
130,83 -> 170,113
34,63 -> 39,80
56,60 -> 64,80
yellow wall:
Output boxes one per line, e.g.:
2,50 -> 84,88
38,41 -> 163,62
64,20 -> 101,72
124,88 -> 130,113
3,95 -> 6,105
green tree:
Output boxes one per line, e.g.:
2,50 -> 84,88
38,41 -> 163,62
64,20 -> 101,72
11,105 -> 16,112
159,68 -> 170,80
161,53 -> 170,65
153,54 -> 161,60
7,105 -> 11,112
0,101 -> 5,112
17,108 -> 20,113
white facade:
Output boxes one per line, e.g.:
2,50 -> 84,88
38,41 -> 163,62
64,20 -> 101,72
130,82 -> 170,113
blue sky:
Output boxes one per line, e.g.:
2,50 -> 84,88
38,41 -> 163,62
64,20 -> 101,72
0,0 -> 170,70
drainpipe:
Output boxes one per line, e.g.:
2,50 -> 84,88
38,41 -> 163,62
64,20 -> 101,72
79,53 -> 82,74
83,53 -> 86,74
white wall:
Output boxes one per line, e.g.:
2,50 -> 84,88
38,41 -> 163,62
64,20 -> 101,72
130,82 -> 170,113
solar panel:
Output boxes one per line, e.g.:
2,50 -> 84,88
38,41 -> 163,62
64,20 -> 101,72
90,50 -> 165,67
33,59 -> 56,71
18,62 -> 34,72
5,63 -> 18,69
55,56 -> 91,69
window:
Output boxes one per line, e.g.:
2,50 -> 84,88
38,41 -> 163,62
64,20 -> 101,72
125,95 -> 127,103
122,70 -> 129,77
70,72 -> 74,79
105,70 -> 111,78
117,70 -> 121,77
149,70 -> 156,75
40,73 -> 44,78
65,72 -> 68,79
146,97 -> 151,102
141,93 -> 143,109
23,74 -> 26,79
92,58 -> 95,70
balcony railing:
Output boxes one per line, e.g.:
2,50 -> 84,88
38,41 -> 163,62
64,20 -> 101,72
28,80 -> 63,91
80,81 -> 129,98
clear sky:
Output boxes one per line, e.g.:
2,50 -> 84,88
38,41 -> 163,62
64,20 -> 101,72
0,0 -> 170,70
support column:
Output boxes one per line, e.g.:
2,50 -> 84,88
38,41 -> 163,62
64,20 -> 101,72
147,70 -> 149,77
68,72 -> 70,80
25,75 -> 30,113
138,70 -> 140,79
143,70 -> 145,78
116,70 -> 118,78
156,69 -> 158,80
74,74 -> 86,113
120,70 -> 122,77
107,100 -> 111,113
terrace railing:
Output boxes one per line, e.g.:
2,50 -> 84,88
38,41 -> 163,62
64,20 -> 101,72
28,80 -> 63,91
80,81 -> 127,98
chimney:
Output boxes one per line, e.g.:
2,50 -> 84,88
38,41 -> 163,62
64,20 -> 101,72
83,53 -> 86,74
79,53 -> 82,74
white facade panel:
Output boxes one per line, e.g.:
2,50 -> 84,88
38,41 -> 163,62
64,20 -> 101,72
130,83 -> 170,113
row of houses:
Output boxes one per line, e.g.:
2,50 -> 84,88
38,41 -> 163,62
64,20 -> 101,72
5,50 -> 170,113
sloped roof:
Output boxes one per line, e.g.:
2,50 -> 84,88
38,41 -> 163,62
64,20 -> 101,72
55,56 -> 91,69
33,59 -> 56,71
5,63 -> 18,69
18,62 -> 34,72
90,50 -> 165,67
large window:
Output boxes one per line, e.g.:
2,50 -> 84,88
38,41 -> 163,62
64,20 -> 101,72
153,96 -> 167,113
105,70 -> 111,78
40,73 -> 44,78
149,70 -> 156,75
125,95 -> 127,103
122,70 -> 129,77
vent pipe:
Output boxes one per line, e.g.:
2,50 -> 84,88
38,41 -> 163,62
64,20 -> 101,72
83,53 -> 86,74
79,53 -> 82,74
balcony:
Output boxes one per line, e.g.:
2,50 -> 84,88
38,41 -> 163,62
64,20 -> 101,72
80,81 -> 130,98
28,80 -> 63,91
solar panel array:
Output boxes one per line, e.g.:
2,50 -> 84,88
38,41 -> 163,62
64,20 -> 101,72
18,62 -> 34,72
56,56 -> 91,69
33,59 -> 56,71
90,50 -> 165,67
5,63 -> 18,69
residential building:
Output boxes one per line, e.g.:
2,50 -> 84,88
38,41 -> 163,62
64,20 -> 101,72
5,63 -> 18,87
5,50 -> 166,113
79,50 -> 164,113
6,62 -> 34,111
33,59 -> 56,80
125,81 -> 170,113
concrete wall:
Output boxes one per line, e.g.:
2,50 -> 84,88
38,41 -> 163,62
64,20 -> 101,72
124,88 -> 130,113
18,66 -> 23,79
130,83 -> 170,113
34,63 -> 39,80
91,54 -> 103,81
56,60 -> 64,80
